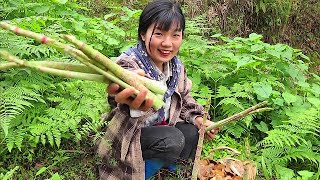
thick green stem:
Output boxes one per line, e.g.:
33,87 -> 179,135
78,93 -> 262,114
0,22 -> 166,110
0,22 -> 105,70
205,101 -> 269,132
65,47 -> 165,110
0,61 -> 99,74
62,34 -> 167,96
0,62 -> 17,70
32,61 -> 99,74
0,50 -> 106,82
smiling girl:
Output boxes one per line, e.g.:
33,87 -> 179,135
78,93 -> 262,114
97,0 -> 218,179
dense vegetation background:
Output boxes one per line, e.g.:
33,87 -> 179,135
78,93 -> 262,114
0,0 -> 319,179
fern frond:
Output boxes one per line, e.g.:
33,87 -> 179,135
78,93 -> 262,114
280,146 -> 319,165
0,86 -> 43,136
261,147 -> 286,159
258,129 -> 307,148
223,121 -> 249,138
5,131 -> 15,152
217,97 -> 244,111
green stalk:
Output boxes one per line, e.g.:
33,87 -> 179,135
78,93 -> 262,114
65,47 -> 165,110
0,50 -> 106,82
205,101 -> 270,132
0,22 -> 166,110
0,62 -> 17,70
191,101 -> 270,179
62,34 -> 167,96
0,61 -> 98,74
0,22 -> 105,70
31,61 -> 99,74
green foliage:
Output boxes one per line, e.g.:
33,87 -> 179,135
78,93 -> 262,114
0,1 -> 142,178
1,1 -> 320,179
181,25 -> 320,178
0,166 -> 19,180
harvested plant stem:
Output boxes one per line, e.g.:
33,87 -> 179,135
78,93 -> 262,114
0,50 -> 106,82
0,22 -> 167,110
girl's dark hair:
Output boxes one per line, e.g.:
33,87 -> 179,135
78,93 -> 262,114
138,0 -> 185,42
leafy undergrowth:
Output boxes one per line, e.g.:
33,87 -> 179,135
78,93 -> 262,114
0,139 -> 99,179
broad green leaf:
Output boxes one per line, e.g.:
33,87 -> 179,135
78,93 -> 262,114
307,97 -> 320,107
104,13 -> 117,20
254,83 -> 272,99
297,61 -> 309,71
52,0 -> 68,4
274,44 -> 286,52
296,81 -> 310,88
272,98 -> 284,106
106,37 -> 119,45
251,55 -> 266,61
50,173 -> 62,180
249,33 -> 262,41
251,44 -> 264,52
93,44 -> 104,51
211,33 -> 222,38
237,57 -> 258,69
282,48 -> 293,60
287,64 -> 298,79
277,166 -> 294,180
49,173 -> 62,180
266,49 -> 281,59
74,22 -> 87,33
298,53 -> 310,61
36,167 -> 47,176
255,121 -> 269,132
312,73 -> 320,81
282,92 -> 297,104
297,171 -> 314,179
311,83 -> 320,96
34,6 -> 51,14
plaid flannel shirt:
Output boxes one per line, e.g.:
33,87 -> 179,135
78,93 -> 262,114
96,54 -> 205,180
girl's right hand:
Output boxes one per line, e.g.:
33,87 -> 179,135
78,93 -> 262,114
107,69 -> 154,111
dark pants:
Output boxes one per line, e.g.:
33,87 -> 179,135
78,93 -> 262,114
140,122 -> 199,165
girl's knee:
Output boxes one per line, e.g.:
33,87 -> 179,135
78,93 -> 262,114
164,127 -> 185,154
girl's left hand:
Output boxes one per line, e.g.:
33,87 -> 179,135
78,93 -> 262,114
194,117 -> 220,140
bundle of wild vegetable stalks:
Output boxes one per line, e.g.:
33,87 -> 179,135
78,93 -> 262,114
0,22 -> 166,110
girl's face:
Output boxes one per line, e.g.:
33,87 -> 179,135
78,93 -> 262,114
140,23 -> 183,70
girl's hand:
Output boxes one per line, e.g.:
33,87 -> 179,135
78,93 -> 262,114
107,69 -> 153,111
194,117 -> 220,140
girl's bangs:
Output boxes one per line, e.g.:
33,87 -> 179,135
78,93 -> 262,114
154,11 -> 184,32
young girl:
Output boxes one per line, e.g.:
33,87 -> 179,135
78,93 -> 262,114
97,0 -> 218,179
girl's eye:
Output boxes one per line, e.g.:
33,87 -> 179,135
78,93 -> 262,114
174,34 -> 180,37
154,32 -> 162,36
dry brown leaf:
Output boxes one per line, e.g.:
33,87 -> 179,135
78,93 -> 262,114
199,159 -> 210,166
232,176 -> 243,180
214,163 -> 225,171
243,161 -> 257,180
209,169 -> 225,178
198,162 -> 215,179
229,160 -> 245,176
215,175 -> 224,180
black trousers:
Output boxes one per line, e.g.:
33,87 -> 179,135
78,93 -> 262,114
140,122 -> 199,165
